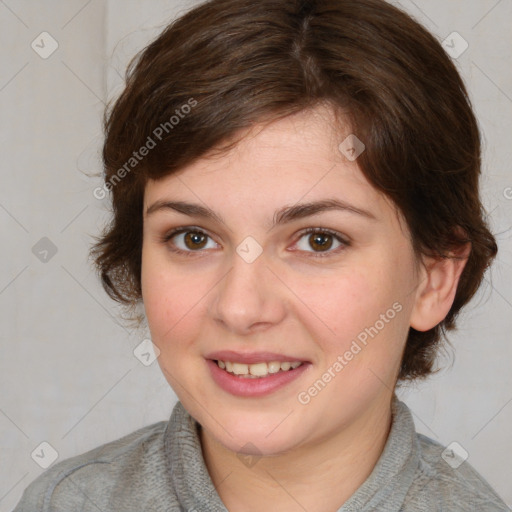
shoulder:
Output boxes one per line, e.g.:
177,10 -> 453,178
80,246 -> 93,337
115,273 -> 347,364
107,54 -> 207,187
405,432 -> 509,511
12,420 -> 178,512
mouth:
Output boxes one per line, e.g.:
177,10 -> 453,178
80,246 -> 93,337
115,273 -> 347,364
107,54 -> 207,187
215,359 -> 303,378
205,351 -> 311,397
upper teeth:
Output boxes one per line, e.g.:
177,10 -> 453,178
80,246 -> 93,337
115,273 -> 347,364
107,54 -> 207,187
217,360 -> 302,377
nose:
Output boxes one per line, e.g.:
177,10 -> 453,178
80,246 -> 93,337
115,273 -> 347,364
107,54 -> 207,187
210,249 -> 286,335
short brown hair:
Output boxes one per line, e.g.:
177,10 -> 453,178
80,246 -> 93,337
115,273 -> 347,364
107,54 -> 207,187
90,0 -> 497,381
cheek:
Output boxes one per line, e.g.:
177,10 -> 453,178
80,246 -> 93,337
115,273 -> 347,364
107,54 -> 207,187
295,257 -> 412,373
294,268 -> 388,341
141,256 -> 171,334
141,248 -> 216,359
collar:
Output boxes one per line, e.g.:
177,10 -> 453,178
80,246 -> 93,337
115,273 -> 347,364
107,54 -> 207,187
339,395 -> 420,511
164,395 -> 419,512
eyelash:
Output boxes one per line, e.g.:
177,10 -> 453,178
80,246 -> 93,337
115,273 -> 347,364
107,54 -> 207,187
160,226 -> 350,259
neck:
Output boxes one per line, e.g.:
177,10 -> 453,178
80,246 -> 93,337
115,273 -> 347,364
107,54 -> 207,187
199,393 -> 394,512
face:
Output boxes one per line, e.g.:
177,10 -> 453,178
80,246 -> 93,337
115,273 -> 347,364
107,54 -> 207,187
141,105 -> 421,456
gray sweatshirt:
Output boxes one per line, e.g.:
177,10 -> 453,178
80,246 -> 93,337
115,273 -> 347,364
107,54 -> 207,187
12,396 -> 509,511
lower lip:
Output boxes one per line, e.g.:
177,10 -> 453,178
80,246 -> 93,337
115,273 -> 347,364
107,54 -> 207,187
206,359 -> 310,397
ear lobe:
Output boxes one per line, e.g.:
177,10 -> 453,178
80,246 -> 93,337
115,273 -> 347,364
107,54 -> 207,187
410,242 -> 471,332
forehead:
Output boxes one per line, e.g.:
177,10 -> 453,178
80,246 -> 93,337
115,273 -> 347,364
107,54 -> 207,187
143,106 -> 395,224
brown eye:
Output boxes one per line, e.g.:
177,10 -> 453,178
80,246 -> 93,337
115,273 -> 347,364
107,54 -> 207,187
308,232 -> 334,252
183,231 -> 208,250
294,228 -> 348,257
163,228 -> 217,256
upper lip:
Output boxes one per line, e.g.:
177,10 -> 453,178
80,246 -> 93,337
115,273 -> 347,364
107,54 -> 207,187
205,350 -> 309,364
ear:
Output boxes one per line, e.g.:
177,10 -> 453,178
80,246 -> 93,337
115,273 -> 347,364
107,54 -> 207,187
410,242 -> 471,332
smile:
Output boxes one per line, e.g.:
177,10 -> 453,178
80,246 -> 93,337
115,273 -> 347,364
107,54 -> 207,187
216,360 -> 303,378
207,356 -> 310,397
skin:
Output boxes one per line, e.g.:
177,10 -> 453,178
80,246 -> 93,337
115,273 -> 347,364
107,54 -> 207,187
141,104 -> 469,511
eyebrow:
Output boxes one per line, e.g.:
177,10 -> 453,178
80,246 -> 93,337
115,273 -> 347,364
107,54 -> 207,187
145,198 -> 376,229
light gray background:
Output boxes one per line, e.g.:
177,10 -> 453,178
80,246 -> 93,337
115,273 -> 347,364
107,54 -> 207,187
1,0 -> 511,510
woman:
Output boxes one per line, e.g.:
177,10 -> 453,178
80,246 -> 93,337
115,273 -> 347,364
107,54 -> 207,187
13,0 -> 509,510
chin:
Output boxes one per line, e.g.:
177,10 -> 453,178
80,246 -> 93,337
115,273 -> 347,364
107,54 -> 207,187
203,410 -> 308,456
221,431 -> 301,457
